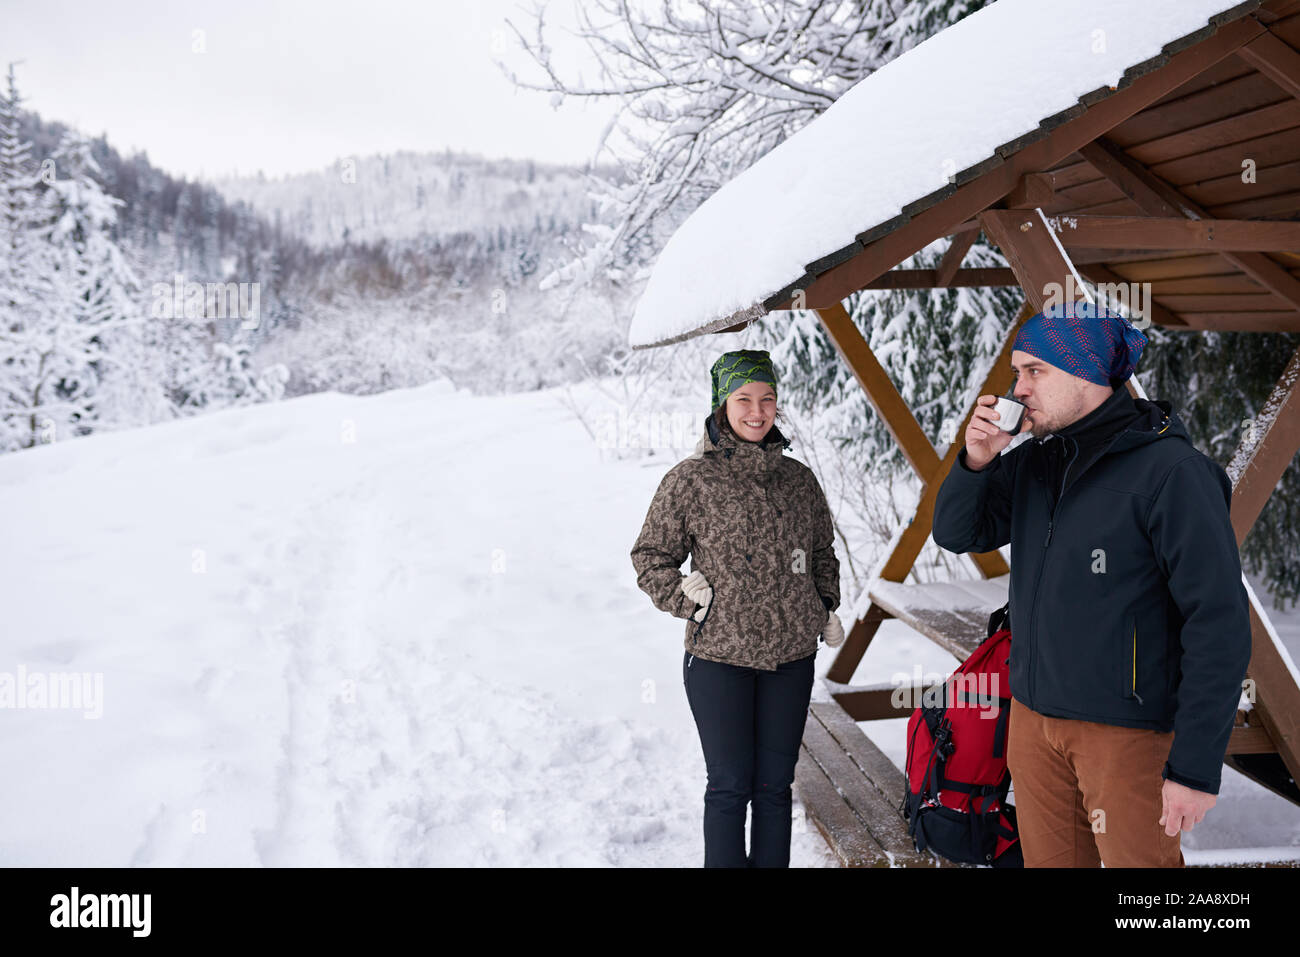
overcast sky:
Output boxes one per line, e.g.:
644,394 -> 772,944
2,0 -> 620,182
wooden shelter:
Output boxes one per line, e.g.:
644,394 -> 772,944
631,0 -> 1300,866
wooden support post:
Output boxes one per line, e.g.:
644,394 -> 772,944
1228,342 -> 1300,543
813,302 -> 941,481
817,301 -> 1029,684
979,208 -> 1090,313
1224,342 -> 1300,797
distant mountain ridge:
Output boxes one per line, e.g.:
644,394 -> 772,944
212,149 -> 624,249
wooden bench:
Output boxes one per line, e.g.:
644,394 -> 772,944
794,697 -> 963,867
869,576 -> 1009,661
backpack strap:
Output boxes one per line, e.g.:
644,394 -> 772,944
992,697 -> 1011,759
987,601 -> 1010,638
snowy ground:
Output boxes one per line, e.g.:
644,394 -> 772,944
0,377 -> 1295,866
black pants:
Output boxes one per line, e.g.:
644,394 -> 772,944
683,649 -> 816,867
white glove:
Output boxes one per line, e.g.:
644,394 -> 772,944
681,570 -> 713,623
822,611 -> 845,648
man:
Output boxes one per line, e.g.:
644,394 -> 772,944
931,300 -> 1252,868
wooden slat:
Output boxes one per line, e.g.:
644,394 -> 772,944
793,747 -> 887,867
1078,262 -> 1187,327
1114,69 -> 1278,145
1227,724 -> 1277,754
801,713 -> 925,864
1185,157 -> 1300,206
1259,1 -> 1300,26
1059,196 -> 1149,218
834,682 -> 942,722
1175,310 -> 1300,329
1153,292 -> 1288,311
1139,49 -> 1256,112
869,578 -> 1009,660
813,701 -> 910,802
1070,248 -> 1217,266
1049,215 -> 1300,251
1044,155 -> 1103,190
1137,273 -> 1280,293
796,701 -> 947,867
1106,252 -> 1242,280
1077,135 -> 1300,313
1208,188 -> 1300,218
1127,98 -> 1300,165
793,756 -> 874,865
1050,176 -> 1139,212
1149,125 -> 1300,184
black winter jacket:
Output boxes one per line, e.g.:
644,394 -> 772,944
931,391 -> 1252,794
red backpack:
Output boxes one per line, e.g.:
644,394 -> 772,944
900,602 -> 1023,867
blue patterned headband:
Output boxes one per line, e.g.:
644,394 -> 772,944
1013,300 -> 1147,387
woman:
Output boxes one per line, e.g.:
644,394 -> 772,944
630,349 -> 845,867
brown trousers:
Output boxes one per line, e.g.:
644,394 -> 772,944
1006,696 -> 1184,867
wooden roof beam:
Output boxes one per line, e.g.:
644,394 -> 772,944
935,230 -> 978,286
863,267 -> 1016,289
1004,172 -> 1057,209
793,15 -> 1267,310
1236,27 -> 1300,98
1049,215 -> 1300,249
978,208 -> 1089,314
1077,136 -> 1300,312
1258,0 -> 1300,23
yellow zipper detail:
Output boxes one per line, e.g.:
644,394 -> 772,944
1130,623 -> 1144,704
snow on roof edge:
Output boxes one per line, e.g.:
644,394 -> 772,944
628,0 -> 1263,351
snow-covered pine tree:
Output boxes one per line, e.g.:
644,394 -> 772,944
33,130 -> 144,439
0,73 -> 141,449
0,63 -> 47,451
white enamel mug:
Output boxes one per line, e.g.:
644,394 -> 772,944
992,396 -> 1027,433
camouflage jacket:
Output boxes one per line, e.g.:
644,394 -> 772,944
630,414 -> 840,671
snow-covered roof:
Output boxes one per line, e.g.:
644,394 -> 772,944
629,0 -> 1260,348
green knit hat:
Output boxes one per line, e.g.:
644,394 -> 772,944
710,350 -> 778,411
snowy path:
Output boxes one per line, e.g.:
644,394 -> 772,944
0,380 -> 835,866
4,376 -> 1292,866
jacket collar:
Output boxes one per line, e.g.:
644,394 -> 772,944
689,413 -> 791,479
1054,385 -> 1143,446
1036,388 -> 1186,491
